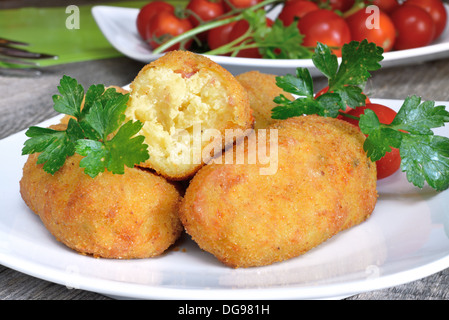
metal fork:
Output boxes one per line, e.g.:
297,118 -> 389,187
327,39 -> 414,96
0,38 -> 58,77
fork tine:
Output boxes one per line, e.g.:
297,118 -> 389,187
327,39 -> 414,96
0,67 -> 41,77
0,46 -> 57,60
0,55 -> 39,66
0,38 -> 29,46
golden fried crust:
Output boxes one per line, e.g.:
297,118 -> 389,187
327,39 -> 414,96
180,115 -> 378,268
236,71 -> 294,129
20,153 -> 183,259
125,51 -> 254,181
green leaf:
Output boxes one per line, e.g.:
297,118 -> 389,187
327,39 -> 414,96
312,42 -> 338,79
82,84 -> 105,117
23,76 -> 149,177
391,95 -> 449,134
76,139 -> 109,178
22,118 -> 84,174
275,68 -> 314,97
271,95 -> 320,119
315,92 -> 344,118
400,134 -> 449,191
106,120 -> 149,174
52,75 -> 85,119
333,85 -> 367,109
331,40 -> 383,89
259,19 -> 311,59
359,109 -> 402,161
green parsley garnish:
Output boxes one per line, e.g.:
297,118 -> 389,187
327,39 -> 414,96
273,40 -> 449,191
22,75 -> 149,178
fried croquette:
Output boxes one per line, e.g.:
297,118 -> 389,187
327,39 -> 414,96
20,153 -> 183,259
236,71 -> 294,129
180,115 -> 378,268
124,51 -> 254,180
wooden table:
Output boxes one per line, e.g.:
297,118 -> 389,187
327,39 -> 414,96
2,1 -> 449,301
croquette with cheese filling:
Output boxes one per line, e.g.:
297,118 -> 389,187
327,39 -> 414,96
125,51 -> 254,180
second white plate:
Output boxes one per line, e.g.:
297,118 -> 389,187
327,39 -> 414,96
92,5 -> 449,76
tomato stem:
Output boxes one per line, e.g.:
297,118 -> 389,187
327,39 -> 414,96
338,111 -> 360,121
342,0 -> 367,18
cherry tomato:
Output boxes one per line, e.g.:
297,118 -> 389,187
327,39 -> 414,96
146,10 -> 193,51
227,17 -> 274,58
297,9 -> 351,56
186,0 -> 225,27
136,1 -> 174,40
319,0 -> 355,12
346,8 -> 396,52
224,0 -> 263,11
342,103 -> 401,180
365,0 -> 399,14
390,5 -> 436,50
207,19 -> 238,51
404,0 -> 447,40
278,0 -> 319,27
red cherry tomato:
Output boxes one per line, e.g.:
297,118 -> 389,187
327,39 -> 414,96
227,17 -> 274,58
146,10 -> 193,51
278,0 -> 319,27
365,0 -> 399,14
346,8 -> 396,52
136,1 -> 174,40
404,0 -> 447,40
342,103 -> 401,180
390,5 -> 436,50
207,19 -> 238,51
319,0 -> 355,12
224,0 -> 263,11
186,0 -> 225,27
297,9 -> 351,56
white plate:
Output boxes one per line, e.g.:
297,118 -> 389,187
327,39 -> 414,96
1,98 -> 449,300
92,5 -> 449,76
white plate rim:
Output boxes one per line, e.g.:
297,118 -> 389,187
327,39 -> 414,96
2,98 -> 449,300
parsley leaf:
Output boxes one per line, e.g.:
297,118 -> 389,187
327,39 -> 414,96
259,19 -> 311,59
330,40 -> 383,89
22,75 -> 149,177
75,120 -> 147,178
272,40 -> 382,120
400,134 -> 449,191
359,96 -> 449,191
273,41 -> 449,191
203,9 -> 312,59
52,75 -> 85,119
272,66 -> 344,119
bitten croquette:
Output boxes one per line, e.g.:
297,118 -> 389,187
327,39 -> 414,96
125,50 -> 254,180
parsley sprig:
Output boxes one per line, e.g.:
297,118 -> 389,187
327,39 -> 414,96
22,75 -> 149,178
273,40 -> 449,191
